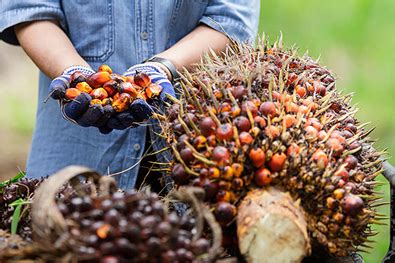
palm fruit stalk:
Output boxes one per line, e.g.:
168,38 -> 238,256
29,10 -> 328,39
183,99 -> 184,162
162,37 -> 385,261
31,166 -> 221,263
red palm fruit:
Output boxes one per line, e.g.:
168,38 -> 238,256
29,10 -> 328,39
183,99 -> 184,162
145,83 -> 163,99
312,149 -> 328,168
216,190 -> 232,202
69,71 -> 87,87
295,85 -> 307,98
341,194 -> 363,216
344,155 -> 358,170
241,101 -> 258,117
180,147 -> 194,164
219,102 -> 232,113
117,82 -> 139,99
103,80 -> 119,97
207,135 -> 217,146
222,166 -> 234,180
199,117 -> 217,136
232,163 -> 244,177
201,178 -> 219,200
90,99 -> 102,105
259,101 -> 276,117
75,82 -> 93,93
216,123 -> 234,141
231,178 -> 244,190
304,125 -> 318,140
199,168 -> 209,179
113,92 -> 120,100
254,168 -> 272,186
283,114 -> 296,128
254,116 -> 266,128
330,130 -> 346,144
101,98 -> 113,106
65,88 -> 81,100
318,130 -> 327,141
268,153 -> 287,172
233,116 -> 251,132
213,146 -> 231,166
214,202 -> 237,225
287,143 -> 300,157
193,135 -> 207,149
112,93 -> 132,112
231,85 -> 247,99
333,188 -> 345,200
249,148 -> 266,168
286,102 -> 299,113
171,163 -> 190,185
90,88 -> 109,100
265,126 -> 280,138
134,72 -> 151,88
326,138 -> 344,156
87,71 -> 112,88
231,105 -> 241,117
335,167 -> 349,181
239,131 -> 254,145
209,167 -> 221,179
98,64 -> 113,74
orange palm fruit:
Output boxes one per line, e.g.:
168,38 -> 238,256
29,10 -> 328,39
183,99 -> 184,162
231,163 -> 244,178
268,152 -> 287,172
134,72 -> 151,88
145,83 -> 163,99
103,80 -> 118,97
75,82 -> 93,93
90,99 -> 102,105
254,168 -> 272,186
118,82 -> 139,100
90,88 -> 108,100
87,71 -> 112,88
98,64 -> 113,74
65,88 -> 81,100
249,148 -> 266,168
101,98 -> 113,106
112,93 -> 132,112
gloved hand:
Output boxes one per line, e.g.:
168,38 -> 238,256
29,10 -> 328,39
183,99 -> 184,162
105,63 -> 176,130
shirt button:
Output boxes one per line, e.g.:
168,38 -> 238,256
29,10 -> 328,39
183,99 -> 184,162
134,143 -> 141,151
140,31 -> 149,40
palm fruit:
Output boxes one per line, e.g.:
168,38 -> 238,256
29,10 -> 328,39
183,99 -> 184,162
163,40 -> 384,257
54,189 -> 215,262
0,178 -> 43,241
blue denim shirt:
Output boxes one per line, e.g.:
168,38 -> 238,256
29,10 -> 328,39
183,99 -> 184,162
0,0 -> 260,189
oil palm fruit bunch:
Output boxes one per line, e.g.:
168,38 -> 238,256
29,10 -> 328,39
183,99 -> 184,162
49,64 -> 163,133
53,189 -> 216,262
163,38 -> 384,257
0,178 -> 43,241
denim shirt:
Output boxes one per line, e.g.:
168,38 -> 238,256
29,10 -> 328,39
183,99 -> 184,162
0,0 -> 260,189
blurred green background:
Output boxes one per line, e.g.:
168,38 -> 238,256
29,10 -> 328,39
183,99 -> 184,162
0,0 -> 393,262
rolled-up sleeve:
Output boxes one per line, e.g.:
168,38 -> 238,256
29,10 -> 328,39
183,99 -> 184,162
0,0 -> 65,45
199,0 -> 260,43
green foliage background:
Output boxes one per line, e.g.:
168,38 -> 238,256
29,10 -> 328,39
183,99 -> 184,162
260,1 -> 395,262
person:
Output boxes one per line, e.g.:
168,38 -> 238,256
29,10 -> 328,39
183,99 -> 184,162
0,1 -> 260,190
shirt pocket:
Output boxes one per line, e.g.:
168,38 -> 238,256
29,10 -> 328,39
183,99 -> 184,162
166,0 -> 209,48
62,0 -> 114,62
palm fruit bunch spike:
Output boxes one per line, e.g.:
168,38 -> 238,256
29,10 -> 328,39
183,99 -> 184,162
53,189 -> 217,263
163,38 -> 385,257
0,178 -> 43,241
51,64 -> 162,131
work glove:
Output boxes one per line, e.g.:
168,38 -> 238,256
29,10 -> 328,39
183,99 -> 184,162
104,63 -> 176,131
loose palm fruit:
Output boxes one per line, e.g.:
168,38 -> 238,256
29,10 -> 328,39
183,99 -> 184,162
101,98 -> 113,106
87,71 -> 112,88
145,83 -> 163,99
90,88 -> 109,100
91,99 -> 102,105
98,64 -> 113,74
112,93 -> 132,112
134,71 -> 151,88
76,82 -> 93,93
70,71 -> 87,88
103,80 -> 118,97
65,88 -> 82,100
117,82 -> 139,99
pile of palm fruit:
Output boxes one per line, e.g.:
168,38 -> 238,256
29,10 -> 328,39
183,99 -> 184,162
163,39 -> 384,258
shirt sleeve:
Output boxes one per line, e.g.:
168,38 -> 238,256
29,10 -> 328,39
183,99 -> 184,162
0,1 -> 66,45
199,0 -> 260,43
